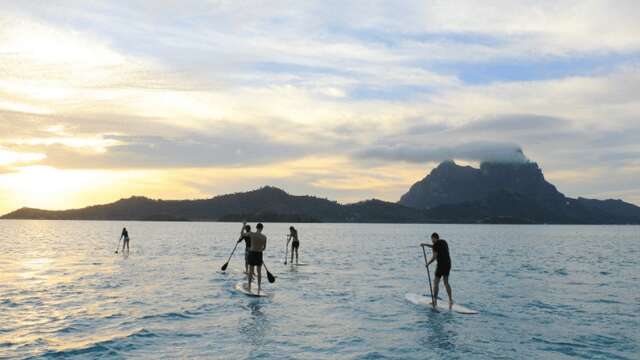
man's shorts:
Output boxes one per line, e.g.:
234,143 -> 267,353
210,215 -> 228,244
435,263 -> 451,277
247,251 -> 263,266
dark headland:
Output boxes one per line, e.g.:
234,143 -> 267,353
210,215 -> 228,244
3,160 -> 640,224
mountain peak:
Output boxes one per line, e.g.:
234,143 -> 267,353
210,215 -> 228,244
115,196 -> 155,205
438,159 -> 457,167
247,186 -> 290,197
479,160 -> 535,169
257,185 -> 287,193
399,159 -> 563,209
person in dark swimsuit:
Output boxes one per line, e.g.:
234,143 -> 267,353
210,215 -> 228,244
237,222 -> 253,275
422,232 -> 453,309
120,227 -> 130,253
286,226 -> 300,264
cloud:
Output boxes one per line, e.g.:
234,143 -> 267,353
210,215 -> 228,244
356,141 -> 529,164
0,166 -> 16,175
9,129 -> 312,169
461,114 -> 569,132
0,147 -> 46,166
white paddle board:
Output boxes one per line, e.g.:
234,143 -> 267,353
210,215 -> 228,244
291,263 -> 308,266
234,281 -> 269,297
405,293 -> 478,314
219,269 -> 247,277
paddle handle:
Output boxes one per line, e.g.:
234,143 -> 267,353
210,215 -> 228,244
421,244 -> 436,310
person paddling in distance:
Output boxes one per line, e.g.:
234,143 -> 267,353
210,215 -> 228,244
120,227 -> 130,253
421,232 -> 453,309
247,223 -> 267,294
286,226 -> 300,264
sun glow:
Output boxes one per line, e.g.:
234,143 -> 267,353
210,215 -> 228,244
0,148 -> 46,166
0,166 -> 111,210
0,166 -> 213,214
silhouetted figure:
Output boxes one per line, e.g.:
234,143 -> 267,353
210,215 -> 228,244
422,232 -> 453,309
286,226 -> 300,264
120,227 -> 130,253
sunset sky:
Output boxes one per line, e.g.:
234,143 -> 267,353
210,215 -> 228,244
1,1 -> 639,214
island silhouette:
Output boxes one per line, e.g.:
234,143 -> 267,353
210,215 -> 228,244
3,159 -> 639,224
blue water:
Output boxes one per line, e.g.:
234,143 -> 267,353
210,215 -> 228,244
1,221 -> 639,359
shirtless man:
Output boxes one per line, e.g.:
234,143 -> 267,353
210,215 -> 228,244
247,223 -> 267,294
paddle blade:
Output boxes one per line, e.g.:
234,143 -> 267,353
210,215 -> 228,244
266,271 -> 276,283
221,262 -> 229,271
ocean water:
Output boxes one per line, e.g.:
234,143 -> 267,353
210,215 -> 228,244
0,221 -> 638,360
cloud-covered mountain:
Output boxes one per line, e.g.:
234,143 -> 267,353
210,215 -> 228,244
399,160 -> 640,224
399,160 -> 562,208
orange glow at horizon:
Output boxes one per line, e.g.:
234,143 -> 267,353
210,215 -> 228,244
0,157 -> 431,215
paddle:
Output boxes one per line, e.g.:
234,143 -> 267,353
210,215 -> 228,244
221,241 -> 239,271
421,244 -> 436,310
262,262 -> 276,283
284,235 -> 289,265
222,222 -> 248,271
115,236 -> 121,254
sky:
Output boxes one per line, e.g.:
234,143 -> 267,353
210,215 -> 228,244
1,0 -> 639,214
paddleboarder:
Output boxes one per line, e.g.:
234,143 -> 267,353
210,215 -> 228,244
286,226 -> 300,264
247,223 -> 267,294
120,227 -> 130,253
422,232 -> 453,309
237,222 -> 255,276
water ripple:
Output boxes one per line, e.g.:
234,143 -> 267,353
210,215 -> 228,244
1,221 -> 638,359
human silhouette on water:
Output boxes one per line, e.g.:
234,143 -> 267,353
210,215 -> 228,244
120,227 -> 130,253
422,232 -> 453,309
286,226 -> 300,264
246,223 -> 267,294
237,222 -> 256,276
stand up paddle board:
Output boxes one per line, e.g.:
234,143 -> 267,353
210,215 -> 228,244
405,293 -> 478,314
234,281 -> 269,297
291,263 -> 308,266
218,269 -> 247,277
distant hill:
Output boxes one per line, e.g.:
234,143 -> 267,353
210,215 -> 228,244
3,160 -> 640,224
1,186 -> 430,223
399,160 -> 640,224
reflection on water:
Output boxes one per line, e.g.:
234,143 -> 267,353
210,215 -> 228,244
419,315 -> 458,354
18,257 -> 53,284
240,301 -> 268,348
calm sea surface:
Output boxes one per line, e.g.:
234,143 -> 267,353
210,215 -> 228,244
0,221 -> 638,359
